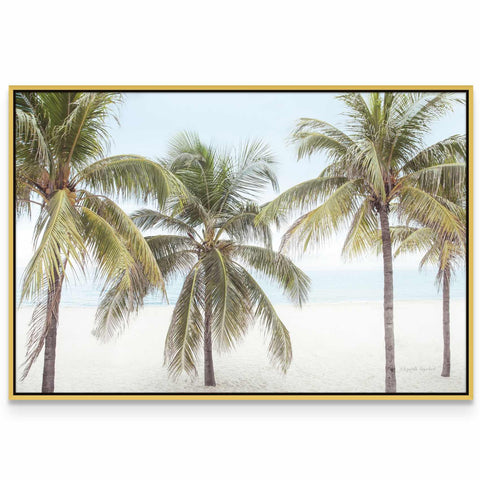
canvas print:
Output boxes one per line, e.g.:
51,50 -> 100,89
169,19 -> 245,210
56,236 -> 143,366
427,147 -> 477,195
10,87 -> 472,399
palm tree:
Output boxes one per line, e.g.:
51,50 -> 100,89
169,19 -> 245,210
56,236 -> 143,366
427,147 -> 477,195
129,132 -> 310,386
389,200 -> 466,377
257,92 -> 466,392
15,92 -> 183,393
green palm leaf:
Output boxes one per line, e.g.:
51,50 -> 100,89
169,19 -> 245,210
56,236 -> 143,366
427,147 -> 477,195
75,155 -> 185,207
400,135 -> 466,174
21,189 -> 85,302
81,206 -> 164,341
280,179 -> 363,253
203,249 -> 251,353
216,203 -> 272,247
145,234 -> 198,260
131,208 -> 200,238
397,186 -> 465,247
164,265 -> 204,378
256,176 -> 348,225
402,163 -> 466,198
235,263 -> 292,373
20,273 -> 65,381
155,250 -> 198,283
342,199 -> 379,260
293,117 -> 355,161
233,245 -> 310,306
80,195 -> 164,283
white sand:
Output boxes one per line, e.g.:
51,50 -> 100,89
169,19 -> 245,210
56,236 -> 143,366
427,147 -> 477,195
15,300 -> 467,393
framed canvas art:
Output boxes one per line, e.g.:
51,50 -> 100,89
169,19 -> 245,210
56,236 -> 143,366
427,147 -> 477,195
9,86 -> 473,400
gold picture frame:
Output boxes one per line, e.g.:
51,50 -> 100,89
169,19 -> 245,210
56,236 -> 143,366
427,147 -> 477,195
9,85 -> 473,400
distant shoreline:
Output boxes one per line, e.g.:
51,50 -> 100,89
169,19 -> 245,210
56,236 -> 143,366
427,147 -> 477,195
15,267 -> 466,308
16,297 -> 466,311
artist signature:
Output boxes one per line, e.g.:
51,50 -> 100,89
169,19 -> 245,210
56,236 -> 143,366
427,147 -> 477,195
399,366 -> 437,372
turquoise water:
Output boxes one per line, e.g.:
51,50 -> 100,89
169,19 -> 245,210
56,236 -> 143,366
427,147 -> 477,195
16,267 -> 466,307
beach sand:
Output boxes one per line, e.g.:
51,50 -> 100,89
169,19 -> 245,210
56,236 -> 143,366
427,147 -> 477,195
15,300 -> 467,393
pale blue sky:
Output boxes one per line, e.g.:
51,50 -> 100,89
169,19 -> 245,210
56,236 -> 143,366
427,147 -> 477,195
17,91 -> 467,270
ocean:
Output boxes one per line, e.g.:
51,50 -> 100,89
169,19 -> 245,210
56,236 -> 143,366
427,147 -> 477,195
15,267 -> 467,308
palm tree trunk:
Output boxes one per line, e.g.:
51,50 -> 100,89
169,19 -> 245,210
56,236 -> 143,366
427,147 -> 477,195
379,205 -> 397,393
441,266 -> 451,377
204,297 -> 216,386
41,268 -> 64,393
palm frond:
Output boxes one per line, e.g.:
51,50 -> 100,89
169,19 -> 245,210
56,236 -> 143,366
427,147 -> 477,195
21,189 -> 85,302
256,176 -> 349,225
202,249 -> 251,353
146,234 -> 198,261
57,93 -> 120,171
75,155 -> 185,207
79,195 -> 164,283
401,163 -> 466,199
15,92 -> 52,169
400,135 -> 466,175
164,265 -> 204,378
292,117 -> 355,161
93,261 -> 151,341
155,250 -> 198,283
81,206 -> 164,341
280,179 -> 363,253
235,263 -> 292,373
218,139 -> 279,205
233,245 -> 310,306
216,204 -> 272,247
387,93 -> 461,161
20,272 -> 64,381
167,131 -> 216,165
390,226 -> 436,257
131,208 -> 199,238
342,199 -> 379,259
397,186 -> 465,248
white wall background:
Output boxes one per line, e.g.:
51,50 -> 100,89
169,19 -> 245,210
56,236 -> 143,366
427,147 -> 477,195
1,1 -> 478,479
